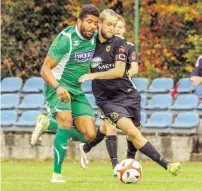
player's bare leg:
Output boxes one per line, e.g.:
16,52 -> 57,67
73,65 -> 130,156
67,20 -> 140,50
80,120 -> 107,163
75,117 -> 96,169
117,117 -> 181,176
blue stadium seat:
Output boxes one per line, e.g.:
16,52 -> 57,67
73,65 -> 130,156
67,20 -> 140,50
1,94 -> 20,109
194,83 -> 202,99
140,111 -> 147,125
16,94 -> 45,109
140,94 -> 147,108
143,112 -> 172,129
85,93 -> 97,109
81,80 -> 92,93
95,115 -> 102,127
145,78 -> 174,93
1,77 -> 22,93
1,110 -> 18,126
20,77 -> 45,93
177,78 -> 195,93
132,78 -> 149,92
196,103 -> 202,110
143,95 -> 172,110
14,111 -> 41,127
171,112 -> 199,129
169,94 -> 198,110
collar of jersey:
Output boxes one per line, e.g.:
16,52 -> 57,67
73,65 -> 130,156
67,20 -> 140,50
75,25 -> 87,40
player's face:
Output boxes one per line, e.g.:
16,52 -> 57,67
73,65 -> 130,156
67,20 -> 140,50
115,21 -> 126,37
99,16 -> 118,39
79,15 -> 99,39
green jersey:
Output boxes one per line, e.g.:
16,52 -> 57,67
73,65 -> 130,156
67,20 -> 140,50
48,25 -> 97,95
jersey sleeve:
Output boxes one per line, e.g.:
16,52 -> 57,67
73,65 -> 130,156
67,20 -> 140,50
191,56 -> 202,76
114,37 -> 127,63
47,34 -> 70,62
127,44 -> 140,64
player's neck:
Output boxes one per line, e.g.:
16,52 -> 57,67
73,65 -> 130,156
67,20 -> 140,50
98,32 -> 107,43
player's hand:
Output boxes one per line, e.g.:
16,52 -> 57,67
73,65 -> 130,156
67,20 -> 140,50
56,86 -> 71,103
190,76 -> 202,86
79,74 -> 95,83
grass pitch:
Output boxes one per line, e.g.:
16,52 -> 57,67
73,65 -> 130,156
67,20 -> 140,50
1,161 -> 202,191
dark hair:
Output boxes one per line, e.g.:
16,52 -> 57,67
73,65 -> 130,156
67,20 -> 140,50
78,4 -> 100,19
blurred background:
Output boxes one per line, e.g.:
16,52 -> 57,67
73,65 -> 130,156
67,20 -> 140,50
1,0 -> 202,162
1,0 -> 202,80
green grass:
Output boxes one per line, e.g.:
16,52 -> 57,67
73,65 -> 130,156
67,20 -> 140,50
1,161 -> 202,191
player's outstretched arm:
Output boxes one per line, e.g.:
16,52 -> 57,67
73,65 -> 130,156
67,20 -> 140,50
79,61 -> 126,82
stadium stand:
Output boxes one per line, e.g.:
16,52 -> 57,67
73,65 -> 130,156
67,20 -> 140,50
14,110 -> 41,127
16,94 -> 45,110
140,94 -> 147,108
81,80 -> 92,93
171,112 -> 199,134
143,94 -> 172,110
169,94 -> 198,110
132,78 -> 149,93
177,78 -> 195,93
140,111 -> 147,126
85,93 -> 97,109
1,77 -> 23,93
20,77 -> 45,93
1,94 -> 20,110
95,115 -> 102,127
1,110 -> 18,127
196,103 -> 202,110
142,112 -> 173,133
0,77 -> 201,134
145,78 -> 174,93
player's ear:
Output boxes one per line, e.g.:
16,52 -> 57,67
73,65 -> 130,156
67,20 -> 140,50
77,18 -> 82,27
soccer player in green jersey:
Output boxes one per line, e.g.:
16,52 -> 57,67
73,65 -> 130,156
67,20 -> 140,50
31,5 -> 100,183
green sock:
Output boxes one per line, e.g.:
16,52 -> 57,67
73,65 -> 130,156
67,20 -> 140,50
48,116 -> 58,132
70,127 -> 88,143
54,127 -> 70,174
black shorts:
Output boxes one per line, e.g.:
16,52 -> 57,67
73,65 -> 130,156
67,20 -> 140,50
98,91 -> 141,125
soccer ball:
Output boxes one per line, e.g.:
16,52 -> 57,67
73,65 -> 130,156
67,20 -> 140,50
117,159 -> 142,184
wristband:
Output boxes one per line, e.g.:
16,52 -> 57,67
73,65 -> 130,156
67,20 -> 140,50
54,83 -> 61,90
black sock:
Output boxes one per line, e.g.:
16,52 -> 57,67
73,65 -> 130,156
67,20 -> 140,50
139,141 -> 168,170
83,128 -> 105,153
106,135 -> 118,169
126,139 -> 137,159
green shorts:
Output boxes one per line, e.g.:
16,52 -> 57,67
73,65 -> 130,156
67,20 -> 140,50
44,84 -> 94,119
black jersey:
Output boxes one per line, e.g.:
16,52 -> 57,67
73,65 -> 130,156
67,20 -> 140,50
91,35 -> 137,104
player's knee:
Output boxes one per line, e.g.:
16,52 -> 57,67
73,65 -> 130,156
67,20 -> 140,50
127,128 -> 142,141
86,131 -> 96,141
56,113 -> 73,129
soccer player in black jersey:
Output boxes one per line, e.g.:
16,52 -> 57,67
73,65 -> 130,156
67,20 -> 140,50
79,9 -> 181,176
79,15 -> 140,176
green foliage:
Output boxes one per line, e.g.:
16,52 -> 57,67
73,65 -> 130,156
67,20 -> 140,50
1,0 -> 77,79
2,0 -> 202,80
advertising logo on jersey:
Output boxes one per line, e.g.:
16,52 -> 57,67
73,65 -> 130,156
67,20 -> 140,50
75,50 -> 94,62
91,57 -> 115,71
91,57 -> 103,68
